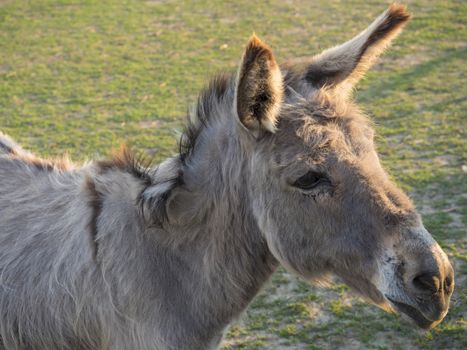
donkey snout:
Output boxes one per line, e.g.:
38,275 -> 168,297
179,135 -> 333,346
411,239 -> 454,293
386,227 -> 456,328
411,270 -> 453,321
406,240 -> 455,324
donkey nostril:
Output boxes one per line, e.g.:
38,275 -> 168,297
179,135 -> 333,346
412,272 -> 440,293
444,276 -> 453,292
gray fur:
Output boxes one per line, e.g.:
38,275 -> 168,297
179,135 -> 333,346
0,5 -> 454,350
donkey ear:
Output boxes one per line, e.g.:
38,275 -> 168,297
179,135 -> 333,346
235,35 -> 283,134
304,4 -> 411,92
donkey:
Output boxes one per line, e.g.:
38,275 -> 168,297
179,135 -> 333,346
0,4 -> 454,350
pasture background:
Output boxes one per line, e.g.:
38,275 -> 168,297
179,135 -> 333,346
0,0 -> 465,349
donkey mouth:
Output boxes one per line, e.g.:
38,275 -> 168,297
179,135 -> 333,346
386,297 -> 439,329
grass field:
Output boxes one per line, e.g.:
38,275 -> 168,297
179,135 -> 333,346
0,0 -> 465,349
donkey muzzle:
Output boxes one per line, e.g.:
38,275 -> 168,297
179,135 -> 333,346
388,228 -> 454,329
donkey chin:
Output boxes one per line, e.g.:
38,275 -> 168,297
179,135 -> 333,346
374,225 -> 454,329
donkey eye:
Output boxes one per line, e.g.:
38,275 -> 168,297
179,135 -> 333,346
293,171 -> 328,190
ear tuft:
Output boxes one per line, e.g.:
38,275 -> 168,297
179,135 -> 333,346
365,4 -> 411,49
236,34 -> 283,134
387,3 -> 412,23
302,4 -> 411,93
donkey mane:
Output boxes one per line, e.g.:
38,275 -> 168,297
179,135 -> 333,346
95,146 -> 153,185
179,73 -> 234,163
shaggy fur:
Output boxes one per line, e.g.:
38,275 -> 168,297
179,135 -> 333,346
0,4 -> 454,350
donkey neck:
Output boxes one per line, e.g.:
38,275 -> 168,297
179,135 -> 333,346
161,116 -> 278,341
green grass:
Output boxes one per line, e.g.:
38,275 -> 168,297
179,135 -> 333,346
1,0 -> 466,349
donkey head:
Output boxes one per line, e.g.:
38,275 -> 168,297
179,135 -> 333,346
235,5 -> 454,329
